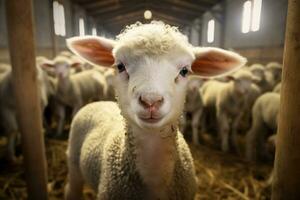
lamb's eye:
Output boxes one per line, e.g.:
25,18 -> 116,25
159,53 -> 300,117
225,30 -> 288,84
179,66 -> 189,77
117,62 -> 126,73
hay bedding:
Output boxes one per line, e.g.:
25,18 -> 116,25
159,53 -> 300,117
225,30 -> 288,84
0,138 -> 272,199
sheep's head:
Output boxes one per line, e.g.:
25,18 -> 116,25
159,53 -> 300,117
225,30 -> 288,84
67,21 -> 246,130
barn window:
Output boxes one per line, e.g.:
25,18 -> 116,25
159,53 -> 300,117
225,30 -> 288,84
79,18 -> 85,36
207,19 -> 215,43
242,0 -> 262,33
242,1 -> 252,33
251,0 -> 262,31
92,27 -> 97,36
53,1 -> 66,36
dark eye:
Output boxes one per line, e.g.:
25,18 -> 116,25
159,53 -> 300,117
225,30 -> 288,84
179,66 -> 189,77
117,62 -> 126,73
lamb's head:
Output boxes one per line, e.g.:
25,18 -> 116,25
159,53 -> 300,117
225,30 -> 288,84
41,56 -> 81,78
230,70 -> 256,95
67,21 -> 246,130
250,63 -> 265,82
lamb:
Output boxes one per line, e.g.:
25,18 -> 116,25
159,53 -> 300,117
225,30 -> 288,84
181,76 -> 205,145
201,70 -> 255,153
237,83 -> 262,134
0,63 -> 10,74
245,92 -> 280,162
43,56 -> 108,136
64,21 -> 246,200
249,63 -> 271,92
265,62 -> 282,89
0,61 -> 54,162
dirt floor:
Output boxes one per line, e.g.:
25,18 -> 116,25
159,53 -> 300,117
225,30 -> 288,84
0,138 -> 272,200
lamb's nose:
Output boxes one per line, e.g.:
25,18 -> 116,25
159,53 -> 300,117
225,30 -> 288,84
139,93 -> 164,110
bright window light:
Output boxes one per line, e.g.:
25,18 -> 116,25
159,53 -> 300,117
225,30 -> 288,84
242,1 -> 252,33
53,1 -> 66,36
92,27 -> 97,36
79,18 -> 85,36
251,0 -> 262,31
207,19 -> 215,43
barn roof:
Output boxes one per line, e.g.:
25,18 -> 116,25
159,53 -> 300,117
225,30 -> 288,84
71,0 -> 223,34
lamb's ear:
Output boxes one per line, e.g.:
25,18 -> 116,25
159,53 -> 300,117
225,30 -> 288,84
66,36 -> 116,67
191,47 -> 247,78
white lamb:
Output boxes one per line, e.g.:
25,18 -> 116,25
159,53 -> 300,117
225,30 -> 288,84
64,21 -> 246,200
201,70 -> 255,153
43,56 -> 108,136
181,76 -> 205,145
245,92 -> 280,162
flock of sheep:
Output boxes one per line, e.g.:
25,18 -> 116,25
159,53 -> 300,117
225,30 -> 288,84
0,51 -> 116,163
181,61 -> 282,163
0,21 -> 282,199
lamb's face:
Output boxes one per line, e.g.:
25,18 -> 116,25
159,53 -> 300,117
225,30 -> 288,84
113,46 -> 194,129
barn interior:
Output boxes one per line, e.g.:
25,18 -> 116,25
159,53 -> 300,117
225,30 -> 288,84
0,0 -> 299,199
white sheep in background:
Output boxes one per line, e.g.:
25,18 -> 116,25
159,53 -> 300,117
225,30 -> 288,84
64,21 -> 246,200
0,63 -> 10,74
249,63 -> 271,92
265,62 -> 282,89
0,62 -> 54,162
201,70 -> 255,153
43,56 -> 108,137
245,92 -> 280,162
181,76 -> 205,145
237,83 -> 262,134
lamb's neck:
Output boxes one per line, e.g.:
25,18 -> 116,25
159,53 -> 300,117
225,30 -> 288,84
129,123 -> 178,199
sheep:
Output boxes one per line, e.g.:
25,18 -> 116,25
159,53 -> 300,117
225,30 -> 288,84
0,62 -> 54,162
265,62 -> 282,89
181,76 -> 205,145
0,63 -> 10,74
249,63 -> 271,92
43,56 -> 108,136
245,92 -> 280,162
64,21 -> 246,200
201,70 -> 255,153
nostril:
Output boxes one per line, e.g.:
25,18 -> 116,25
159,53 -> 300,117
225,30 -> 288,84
139,95 -> 164,109
139,96 -> 151,108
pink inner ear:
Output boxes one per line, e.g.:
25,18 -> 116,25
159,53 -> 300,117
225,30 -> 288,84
72,39 -> 114,66
192,53 -> 240,77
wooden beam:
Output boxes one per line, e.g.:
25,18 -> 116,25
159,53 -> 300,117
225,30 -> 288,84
91,3 -> 145,17
152,11 -> 191,25
5,0 -> 48,199
272,0 -> 300,199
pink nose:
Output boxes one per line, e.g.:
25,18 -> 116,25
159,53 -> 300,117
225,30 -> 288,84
139,93 -> 164,110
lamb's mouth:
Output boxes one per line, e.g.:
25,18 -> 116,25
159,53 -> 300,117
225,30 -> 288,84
138,116 -> 163,124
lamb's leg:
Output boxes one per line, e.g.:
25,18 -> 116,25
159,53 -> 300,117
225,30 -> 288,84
65,153 -> 84,200
191,109 -> 203,145
217,111 -> 230,153
231,113 -> 244,154
245,118 -> 267,162
2,109 -> 18,163
56,104 -> 66,137
6,131 -> 18,163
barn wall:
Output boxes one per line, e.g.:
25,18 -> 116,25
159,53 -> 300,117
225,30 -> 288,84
189,0 -> 287,64
224,0 -> 287,64
0,0 -> 107,63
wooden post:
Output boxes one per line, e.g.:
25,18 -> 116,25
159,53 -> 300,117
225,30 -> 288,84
272,0 -> 300,199
5,0 -> 48,199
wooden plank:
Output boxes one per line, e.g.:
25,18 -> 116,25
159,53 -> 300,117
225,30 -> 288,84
272,0 -> 300,199
5,0 -> 48,199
